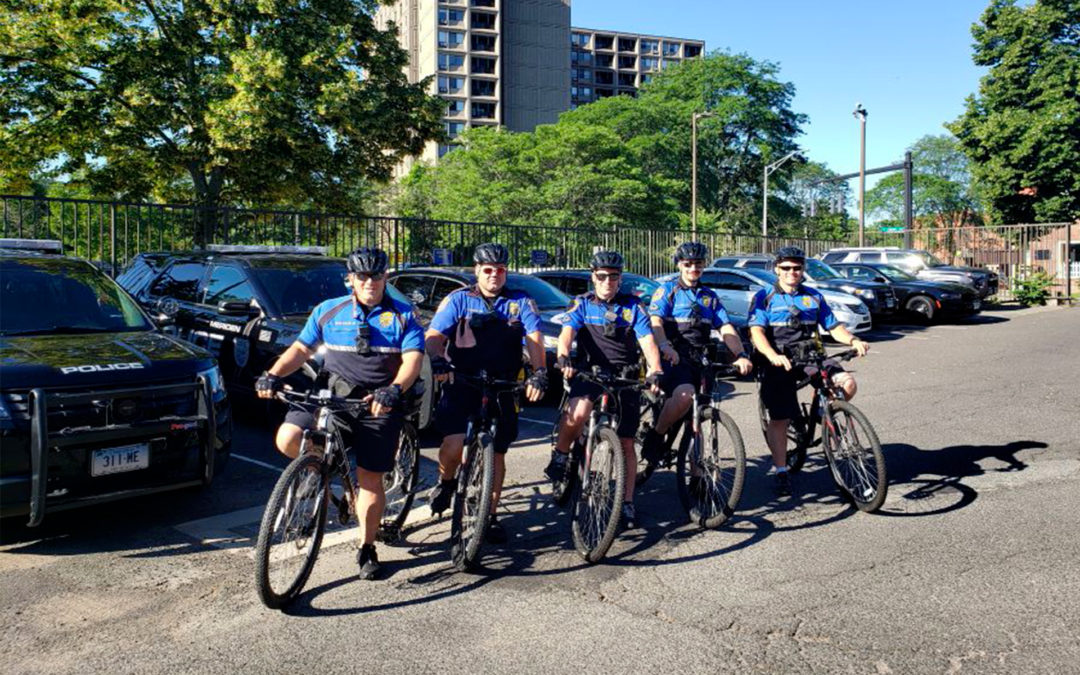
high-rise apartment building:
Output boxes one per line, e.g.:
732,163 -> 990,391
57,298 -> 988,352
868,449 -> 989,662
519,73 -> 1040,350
374,2 -> 703,169
569,28 -> 704,108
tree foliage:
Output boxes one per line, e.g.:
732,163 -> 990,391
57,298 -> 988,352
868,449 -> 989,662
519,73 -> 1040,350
947,0 -> 1080,223
0,0 -> 444,212
397,52 -> 807,232
774,161 -> 853,240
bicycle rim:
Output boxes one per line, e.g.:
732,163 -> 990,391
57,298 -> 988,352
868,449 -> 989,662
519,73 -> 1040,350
571,427 -> 626,563
382,422 -> 421,530
823,401 -> 887,512
450,433 -> 495,571
678,407 -> 746,528
254,454 -> 328,609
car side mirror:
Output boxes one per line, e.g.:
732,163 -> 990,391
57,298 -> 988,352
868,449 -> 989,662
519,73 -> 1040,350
218,300 -> 259,316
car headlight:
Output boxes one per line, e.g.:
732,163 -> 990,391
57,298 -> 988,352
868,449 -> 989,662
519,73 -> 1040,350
842,300 -> 869,314
940,292 -> 960,300
198,366 -> 227,401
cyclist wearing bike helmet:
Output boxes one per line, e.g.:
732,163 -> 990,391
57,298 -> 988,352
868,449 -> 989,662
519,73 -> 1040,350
644,241 -> 753,464
547,249 -> 665,526
748,246 -> 868,495
256,246 -> 424,580
425,242 -> 547,544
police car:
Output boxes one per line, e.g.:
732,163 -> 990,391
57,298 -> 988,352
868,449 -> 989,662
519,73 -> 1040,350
0,240 -> 232,526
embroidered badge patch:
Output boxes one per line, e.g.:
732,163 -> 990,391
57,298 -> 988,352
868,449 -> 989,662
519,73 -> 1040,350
379,311 -> 395,328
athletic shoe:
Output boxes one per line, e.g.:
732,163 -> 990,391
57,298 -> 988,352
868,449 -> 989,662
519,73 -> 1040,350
545,450 -> 569,483
620,502 -> 636,529
357,544 -> 381,580
428,478 -> 457,516
486,517 -> 508,544
774,470 -> 792,496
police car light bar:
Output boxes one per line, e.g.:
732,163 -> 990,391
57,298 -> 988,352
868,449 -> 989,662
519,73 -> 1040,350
205,244 -> 327,255
0,238 -> 64,253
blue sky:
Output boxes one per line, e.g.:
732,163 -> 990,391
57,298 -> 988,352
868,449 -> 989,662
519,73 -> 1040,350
572,0 -> 991,187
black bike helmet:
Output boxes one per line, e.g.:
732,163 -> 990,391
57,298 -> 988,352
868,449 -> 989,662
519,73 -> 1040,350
347,247 -> 389,275
590,250 -> 625,270
473,242 -> 510,265
774,246 -> 806,263
673,241 -> 709,264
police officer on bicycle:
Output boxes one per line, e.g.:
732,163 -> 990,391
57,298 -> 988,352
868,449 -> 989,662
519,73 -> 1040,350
748,246 -> 868,495
642,242 -> 753,464
546,250 -> 665,527
256,247 -> 424,580
425,243 -> 547,544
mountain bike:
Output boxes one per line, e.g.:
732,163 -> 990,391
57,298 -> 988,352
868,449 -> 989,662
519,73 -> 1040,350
254,386 -> 421,609
549,367 -> 643,563
448,370 -> 523,572
633,347 -> 747,528
756,348 -> 887,512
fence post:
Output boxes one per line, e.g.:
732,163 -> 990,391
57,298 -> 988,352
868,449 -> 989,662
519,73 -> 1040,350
1068,220 -> 1073,303
293,213 -> 300,245
109,204 -> 117,277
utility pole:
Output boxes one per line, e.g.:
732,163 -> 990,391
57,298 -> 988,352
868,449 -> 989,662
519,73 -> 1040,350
762,150 -> 801,253
853,103 -> 868,246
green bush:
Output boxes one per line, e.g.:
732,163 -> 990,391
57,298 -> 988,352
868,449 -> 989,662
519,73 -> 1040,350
1012,268 -> 1054,306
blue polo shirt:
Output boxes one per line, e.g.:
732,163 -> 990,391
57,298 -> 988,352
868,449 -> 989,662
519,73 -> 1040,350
297,293 -> 424,388
748,283 -> 839,349
648,279 -> 732,352
555,292 -> 651,370
429,285 -> 542,377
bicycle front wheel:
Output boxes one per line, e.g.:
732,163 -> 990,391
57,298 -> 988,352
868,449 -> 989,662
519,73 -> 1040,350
821,400 -> 887,513
450,432 -> 495,571
254,453 -> 329,609
678,406 -> 746,528
381,421 -> 421,536
571,426 -> 626,564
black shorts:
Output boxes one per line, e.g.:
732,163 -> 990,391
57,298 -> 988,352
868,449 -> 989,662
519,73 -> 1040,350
758,359 -> 846,421
568,379 -> 641,439
659,359 -> 701,395
435,380 -> 519,454
283,408 -> 402,474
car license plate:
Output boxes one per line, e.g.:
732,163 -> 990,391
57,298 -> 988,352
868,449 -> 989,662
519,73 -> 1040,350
91,443 -> 150,477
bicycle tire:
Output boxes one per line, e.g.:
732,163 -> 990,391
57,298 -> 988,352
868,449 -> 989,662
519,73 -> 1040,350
450,432 -> 495,571
570,426 -> 626,563
757,393 -> 810,473
821,400 -> 887,513
677,405 -> 746,528
254,453 -> 329,609
381,421 -> 421,533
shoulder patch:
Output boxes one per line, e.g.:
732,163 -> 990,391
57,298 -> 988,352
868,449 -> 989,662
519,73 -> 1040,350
508,301 -> 520,316
379,311 -> 395,327
622,307 -> 633,322
651,287 -> 665,301
801,296 -> 814,308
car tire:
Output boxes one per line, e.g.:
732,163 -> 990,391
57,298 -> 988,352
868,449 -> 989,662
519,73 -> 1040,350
906,295 -> 935,323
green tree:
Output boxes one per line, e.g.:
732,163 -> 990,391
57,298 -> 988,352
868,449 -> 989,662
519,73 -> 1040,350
865,134 -> 984,228
0,0 -> 444,216
775,161 -> 852,240
947,0 -> 1080,223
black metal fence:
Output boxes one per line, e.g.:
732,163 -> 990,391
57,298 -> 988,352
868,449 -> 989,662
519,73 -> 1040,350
0,194 -> 846,277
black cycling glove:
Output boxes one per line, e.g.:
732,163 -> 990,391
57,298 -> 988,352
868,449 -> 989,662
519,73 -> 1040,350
645,371 -> 663,388
526,368 -> 548,395
373,384 -> 402,410
556,355 -> 571,371
256,373 -> 281,394
430,355 -> 453,376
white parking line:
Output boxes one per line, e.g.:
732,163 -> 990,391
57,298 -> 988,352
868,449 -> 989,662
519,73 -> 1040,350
231,454 -> 284,472
519,415 -> 554,426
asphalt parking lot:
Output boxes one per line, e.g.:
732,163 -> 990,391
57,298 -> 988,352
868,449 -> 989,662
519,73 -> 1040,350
2,304 -> 1079,673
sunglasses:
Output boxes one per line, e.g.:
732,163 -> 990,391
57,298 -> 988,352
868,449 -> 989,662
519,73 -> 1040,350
479,266 -> 507,276
594,272 -> 621,282
353,272 -> 385,282
777,265 -> 804,272
679,261 -> 705,269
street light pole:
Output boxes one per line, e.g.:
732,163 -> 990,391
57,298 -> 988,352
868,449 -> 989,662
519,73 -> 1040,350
853,103 -> 868,247
761,150 -> 801,253
691,111 -> 714,237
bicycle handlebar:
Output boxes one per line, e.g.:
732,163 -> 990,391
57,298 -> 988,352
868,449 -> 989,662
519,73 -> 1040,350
275,386 -> 372,410
560,366 -> 646,390
453,370 -> 526,391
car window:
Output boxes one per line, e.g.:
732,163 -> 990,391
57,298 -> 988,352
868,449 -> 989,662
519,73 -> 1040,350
620,274 -> 658,300
247,259 -> 349,316
562,276 -> 590,297
430,277 -> 467,311
204,265 -> 254,306
391,274 -> 436,307
820,252 -> 844,263
805,258 -> 842,280
847,266 -> 875,281
742,260 -> 768,269
504,275 -> 572,310
148,261 -> 206,302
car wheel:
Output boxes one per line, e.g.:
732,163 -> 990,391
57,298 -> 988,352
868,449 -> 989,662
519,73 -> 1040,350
906,295 -> 935,323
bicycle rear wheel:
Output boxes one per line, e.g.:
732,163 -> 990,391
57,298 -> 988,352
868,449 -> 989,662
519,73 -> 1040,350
677,406 -> 746,528
571,426 -> 626,564
821,400 -> 887,512
757,393 -> 810,473
450,432 -> 495,571
254,453 -> 329,609
380,421 -> 421,537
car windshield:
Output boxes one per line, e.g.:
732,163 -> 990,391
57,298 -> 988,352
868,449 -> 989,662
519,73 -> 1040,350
742,269 -> 778,286
620,273 -> 659,300
506,274 -> 572,310
0,258 -> 152,336
877,265 -> 916,281
805,258 -> 842,280
916,251 -> 947,268
248,259 -> 351,315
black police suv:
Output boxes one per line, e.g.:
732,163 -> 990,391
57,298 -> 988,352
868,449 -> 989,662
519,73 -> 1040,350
832,262 -> 982,323
116,246 -> 434,428
0,240 -> 232,526
532,269 -> 659,303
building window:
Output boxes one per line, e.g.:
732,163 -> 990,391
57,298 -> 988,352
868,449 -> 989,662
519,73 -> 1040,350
640,39 -> 658,54
571,32 -> 590,48
471,0 -> 494,6
438,30 -> 464,48
471,34 -> 496,52
571,86 -> 593,99
618,38 -> 636,52
662,42 -> 680,56
618,73 -> 636,87
472,56 -> 496,74
641,57 -> 659,71
594,34 -> 614,50
572,67 -> 591,81
438,143 -> 455,158
595,54 -> 613,68
438,8 -> 464,25
471,11 -> 496,30
641,73 -> 653,84
446,99 -> 465,116
471,78 -> 496,96
596,88 -> 614,98
446,121 -> 466,138
437,75 -> 464,94
662,59 -> 678,69
438,52 -> 465,71
595,71 -> 613,85
571,50 -> 593,66
684,44 -> 702,58
471,102 -> 496,119
618,55 -> 635,69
